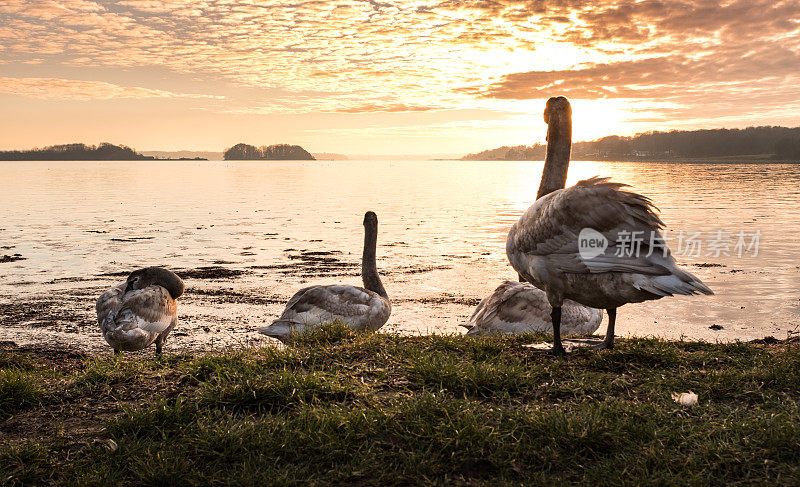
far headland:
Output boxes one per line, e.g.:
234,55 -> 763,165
0,142 -> 343,161
3,125 -> 799,162
462,126 -> 800,163
0,143 -> 206,161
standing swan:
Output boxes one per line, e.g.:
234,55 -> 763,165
506,96 -> 713,354
96,267 -> 184,356
260,211 -> 391,342
463,280 -> 602,336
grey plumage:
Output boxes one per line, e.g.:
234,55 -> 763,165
260,211 -> 391,342
96,267 -> 184,355
463,280 -> 602,336
507,96 -> 713,353
507,176 -> 712,309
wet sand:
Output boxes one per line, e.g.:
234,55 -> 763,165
1,252 -> 793,356
0,250 -> 487,355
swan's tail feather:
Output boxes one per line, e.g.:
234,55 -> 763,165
634,271 -> 713,297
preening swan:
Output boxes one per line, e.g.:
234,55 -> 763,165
260,211 -> 391,342
506,96 -> 713,354
463,280 -> 602,336
96,267 -> 184,356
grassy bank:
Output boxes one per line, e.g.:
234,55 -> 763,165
1,327 -> 799,485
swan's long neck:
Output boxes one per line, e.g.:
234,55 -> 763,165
362,223 -> 388,299
536,97 -> 572,199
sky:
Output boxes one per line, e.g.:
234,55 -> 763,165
1,0 -> 799,155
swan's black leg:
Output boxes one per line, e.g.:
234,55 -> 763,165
595,308 -> 616,350
551,306 -> 565,355
114,349 -> 120,356
155,337 -> 163,356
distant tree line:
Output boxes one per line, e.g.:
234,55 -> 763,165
462,126 -> 800,161
223,143 -> 315,160
0,143 -> 155,161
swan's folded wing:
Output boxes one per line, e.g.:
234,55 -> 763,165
96,281 -> 127,326
280,285 -> 376,321
118,285 -> 177,335
512,177 -> 672,276
482,281 -> 551,325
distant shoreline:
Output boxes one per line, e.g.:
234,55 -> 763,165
458,155 -> 800,164
2,157 -> 799,163
0,143 -> 213,162
0,157 -> 208,161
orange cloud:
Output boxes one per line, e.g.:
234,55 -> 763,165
0,0 -> 798,141
0,77 -> 223,100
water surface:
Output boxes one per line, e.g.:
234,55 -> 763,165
1,160 -> 798,351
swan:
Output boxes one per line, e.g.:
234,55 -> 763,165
506,96 -> 713,354
462,280 -> 602,336
260,211 -> 391,342
96,266 -> 184,356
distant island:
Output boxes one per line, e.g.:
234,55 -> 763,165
2,143 -> 152,161
462,126 -> 800,162
223,143 -> 315,160
0,143 -> 207,161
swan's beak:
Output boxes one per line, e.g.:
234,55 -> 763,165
124,281 -> 133,294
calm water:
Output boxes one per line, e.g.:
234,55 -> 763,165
1,160 -> 799,351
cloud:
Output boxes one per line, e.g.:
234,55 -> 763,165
0,77 -> 223,100
472,44 -> 800,101
0,0 -> 798,132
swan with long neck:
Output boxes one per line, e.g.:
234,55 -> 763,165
96,266 -> 184,356
260,211 -> 391,342
506,96 -> 713,354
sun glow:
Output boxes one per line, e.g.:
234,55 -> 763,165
1,0 -> 798,153
569,99 -> 640,143
495,98 -> 644,145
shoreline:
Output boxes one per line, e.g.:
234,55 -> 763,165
459,157 -> 800,164
0,329 -> 792,359
1,251 -> 794,354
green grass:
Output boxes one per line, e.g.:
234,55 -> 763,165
1,330 -> 799,485
0,368 -> 44,416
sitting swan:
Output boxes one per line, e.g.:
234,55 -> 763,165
96,267 -> 184,355
260,211 -> 391,342
463,280 -> 602,336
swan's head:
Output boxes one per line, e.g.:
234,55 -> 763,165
544,96 -> 571,126
125,266 -> 185,299
363,211 -> 378,228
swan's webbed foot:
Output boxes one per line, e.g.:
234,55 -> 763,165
551,343 -> 567,355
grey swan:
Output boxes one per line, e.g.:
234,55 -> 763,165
259,211 -> 391,343
506,96 -> 713,354
96,266 -> 184,356
462,280 -> 602,336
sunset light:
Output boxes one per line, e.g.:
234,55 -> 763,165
2,2 -> 800,483
2,0 -> 798,153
